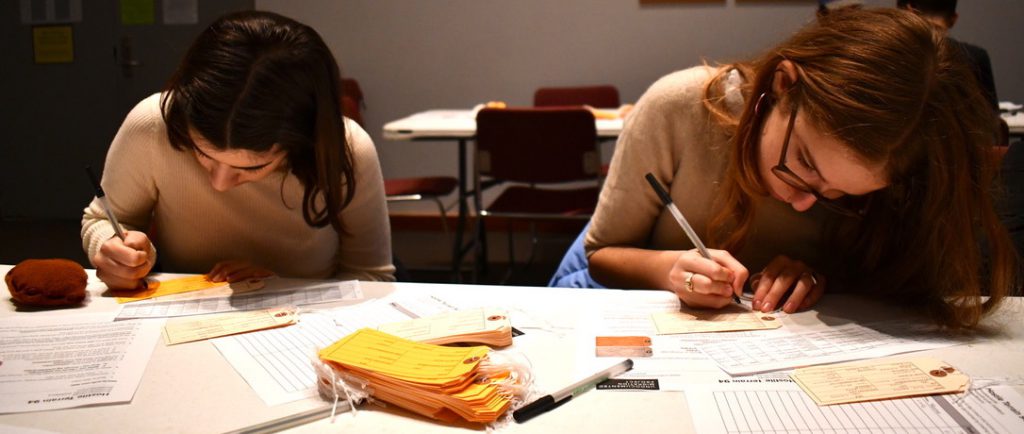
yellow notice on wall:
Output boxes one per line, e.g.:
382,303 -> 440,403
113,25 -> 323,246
33,26 -> 74,64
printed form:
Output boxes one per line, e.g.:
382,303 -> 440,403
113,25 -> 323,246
0,313 -> 163,413
686,381 -> 1024,434
577,295 -> 780,390
212,295 -> 455,405
698,321 -> 966,375
116,280 -> 362,320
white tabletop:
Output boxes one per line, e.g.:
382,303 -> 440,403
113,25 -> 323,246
2,265 -> 1023,433
382,109 -> 624,141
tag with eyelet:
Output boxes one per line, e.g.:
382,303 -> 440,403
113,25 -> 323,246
791,357 -> 969,406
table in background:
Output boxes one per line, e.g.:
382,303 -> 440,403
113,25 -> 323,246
2,265 -> 1023,433
1004,111 -> 1023,138
382,109 -> 623,279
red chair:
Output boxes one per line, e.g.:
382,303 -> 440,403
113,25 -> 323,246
534,85 -> 620,176
473,107 -> 602,282
533,85 -> 620,108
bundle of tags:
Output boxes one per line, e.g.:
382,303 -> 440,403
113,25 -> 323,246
312,308 -> 529,425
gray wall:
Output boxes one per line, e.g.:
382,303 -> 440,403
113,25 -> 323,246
257,0 -> 1024,181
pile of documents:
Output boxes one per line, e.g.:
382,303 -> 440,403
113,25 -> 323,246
317,328 -> 526,424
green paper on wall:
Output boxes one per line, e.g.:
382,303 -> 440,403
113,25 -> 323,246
121,0 -> 155,25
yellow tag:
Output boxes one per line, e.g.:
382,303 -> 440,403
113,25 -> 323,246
791,357 -> 970,406
377,307 -> 511,346
163,307 -> 297,345
651,309 -> 782,335
318,328 -> 489,385
116,275 -> 263,303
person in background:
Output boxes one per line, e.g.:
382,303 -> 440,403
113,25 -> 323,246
576,8 -> 1016,329
82,11 -> 395,289
816,0 -> 863,17
897,0 -> 998,112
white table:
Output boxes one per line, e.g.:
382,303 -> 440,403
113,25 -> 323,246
2,266 -> 1023,433
382,109 -> 623,280
1003,111 -> 1024,135
382,109 -> 624,141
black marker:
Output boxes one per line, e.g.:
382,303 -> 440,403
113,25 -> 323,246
513,359 -> 633,423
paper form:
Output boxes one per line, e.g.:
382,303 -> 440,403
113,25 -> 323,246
686,381 -> 1024,434
697,321 -> 965,375
212,313 -> 347,406
791,357 -> 970,405
576,297 -> 775,390
213,296 -> 442,406
0,313 -> 163,413
115,281 -> 362,320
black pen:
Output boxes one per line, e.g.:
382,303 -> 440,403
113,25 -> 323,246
644,173 -> 744,307
86,166 -> 148,289
513,358 -> 633,423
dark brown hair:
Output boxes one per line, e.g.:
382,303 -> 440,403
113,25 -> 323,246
161,10 -> 354,232
703,8 -> 1017,328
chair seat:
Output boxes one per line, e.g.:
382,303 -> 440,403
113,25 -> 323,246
385,176 -> 458,197
485,185 -> 600,218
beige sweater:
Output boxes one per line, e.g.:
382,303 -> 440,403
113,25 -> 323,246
586,67 -> 829,276
82,93 -> 395,281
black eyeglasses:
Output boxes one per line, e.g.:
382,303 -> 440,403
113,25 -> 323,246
770,105 -> 867,219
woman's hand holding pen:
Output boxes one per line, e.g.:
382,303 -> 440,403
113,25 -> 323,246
749,255 -> 825,313
93,231 -> 155,290
670,249 -> 749,309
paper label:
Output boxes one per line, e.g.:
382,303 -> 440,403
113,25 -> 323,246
163,307 -> 297,345
651,310 -> 781,335
791,357 -> 970,406
115,275 -> 263,303
377,307 -> 510,346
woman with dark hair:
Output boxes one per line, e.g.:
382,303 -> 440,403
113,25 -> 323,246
82,11 -> 395,289
583,8 -> 1017,328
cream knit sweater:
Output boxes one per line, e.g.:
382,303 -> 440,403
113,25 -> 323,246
586,66 -> 829,276
82,93 -> 395,281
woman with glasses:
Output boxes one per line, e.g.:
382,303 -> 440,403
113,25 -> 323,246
584,7 -> 1016,328
82,11 -> 395,289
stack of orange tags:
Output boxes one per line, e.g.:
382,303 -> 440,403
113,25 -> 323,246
317,328 -> 529,424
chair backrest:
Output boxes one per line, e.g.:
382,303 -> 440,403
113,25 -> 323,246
475,107 -> 599,184
533,85 -> 620,108
341,78 -> 365,126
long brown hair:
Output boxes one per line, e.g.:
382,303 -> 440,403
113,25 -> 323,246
703,8 -> 1017,328
161,10 -> 354,232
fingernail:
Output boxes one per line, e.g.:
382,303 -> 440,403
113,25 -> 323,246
784,302 -> 795,312
761,302 -> 773,312
752,300 -> 762,310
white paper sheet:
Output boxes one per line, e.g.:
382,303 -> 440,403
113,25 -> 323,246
213,295 -> 453,406
698,321 -> 965,375
0,313 -> 163,413
212,313 -> 346,406
686,381 -> 1024,434
116,281 -> 363,320
576,296 -> 777,390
